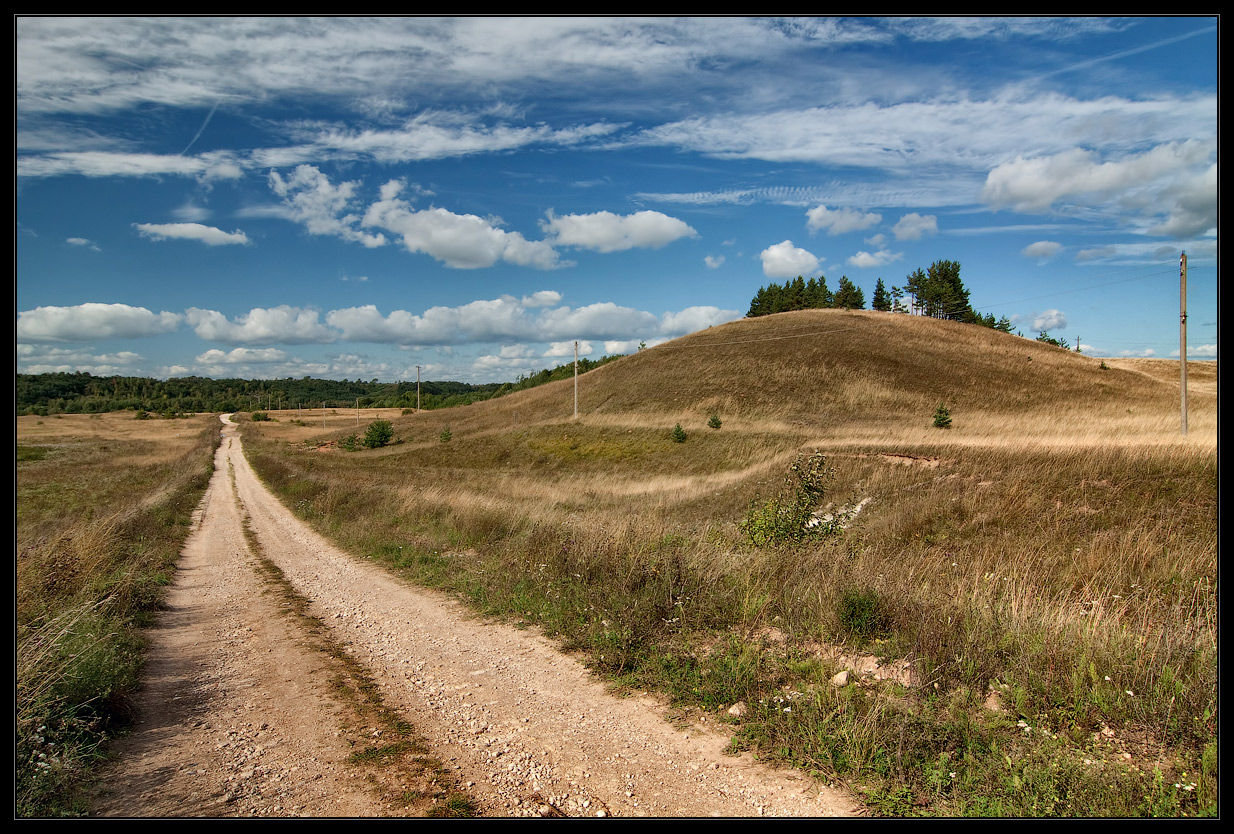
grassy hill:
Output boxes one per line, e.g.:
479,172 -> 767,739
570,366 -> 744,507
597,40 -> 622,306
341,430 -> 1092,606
242,309 -> 1217,817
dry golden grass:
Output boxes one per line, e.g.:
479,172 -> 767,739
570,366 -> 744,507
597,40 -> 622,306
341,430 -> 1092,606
237,311 -> 1216,816
17,412 -> 219,816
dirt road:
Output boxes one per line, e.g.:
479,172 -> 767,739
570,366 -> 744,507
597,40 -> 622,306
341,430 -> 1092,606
88,415 -> 858,817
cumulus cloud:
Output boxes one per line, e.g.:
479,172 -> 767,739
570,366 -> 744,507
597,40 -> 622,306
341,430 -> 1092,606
805,204 -> 881,235
981,140 -> 1217,237
1148,162 -> 1217,238
134,222 -> 250,246
544,340 -> 592,358
66,237 -> 100,251
847,249 -> 902,268
363,179 -> 563,269
540,209 -> 697,252
269,165 -> 387,248
892,213 -> 938,240
324,294 -> 736,347
760,240 -> 820,278
16,343 -> 146,375
17,302 -> 182,342
195,347 -> 289,364
704,254 -> 725,268
185,306 -> 337,345
1022,240 -> 1063,260
1031,309 -> 1067,332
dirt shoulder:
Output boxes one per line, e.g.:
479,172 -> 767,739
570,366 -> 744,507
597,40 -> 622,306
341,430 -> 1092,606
88,415 -> 858,817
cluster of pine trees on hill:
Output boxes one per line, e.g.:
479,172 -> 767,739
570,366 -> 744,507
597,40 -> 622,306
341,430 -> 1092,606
746,260 -> 1013,332
745,274 -> 866,317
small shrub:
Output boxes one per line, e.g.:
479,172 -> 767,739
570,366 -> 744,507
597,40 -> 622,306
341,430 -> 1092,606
340,434 -> 358,452
671,424 -> 688,443
363,419 -> 394,449
251,411 -> 271,422
837,586 -> 887,640
740,451 -> 843,547
440,426 -> 452,443
932,403 -> 952,429
1099,360 -> 1110,370
708,414 -> 723,430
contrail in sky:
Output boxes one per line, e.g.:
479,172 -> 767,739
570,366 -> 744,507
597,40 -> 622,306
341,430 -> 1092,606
181,103 -> 219,156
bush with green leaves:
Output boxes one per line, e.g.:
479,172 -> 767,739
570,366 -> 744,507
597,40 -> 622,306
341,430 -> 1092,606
251,411 -> 271,422
340,434 -> 359,452
671,424 -> 688,443
740,451 -> 844,547
363,419 -> 394,449
932,403 -> 952,429
708,414 -> 723,430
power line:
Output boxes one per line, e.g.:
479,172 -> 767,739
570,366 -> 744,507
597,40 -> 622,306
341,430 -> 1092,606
973,263 -> 1175,312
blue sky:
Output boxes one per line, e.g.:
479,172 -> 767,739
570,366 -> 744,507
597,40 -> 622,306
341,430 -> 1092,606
16,17 -> 1218,383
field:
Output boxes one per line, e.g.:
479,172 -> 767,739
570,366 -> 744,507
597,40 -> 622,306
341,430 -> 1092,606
16,411 -> 219,816
236,310 -> 1217,816
15,309 -> 1217,817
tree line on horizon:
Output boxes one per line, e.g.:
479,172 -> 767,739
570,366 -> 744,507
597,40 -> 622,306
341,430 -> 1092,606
746,260 -> 1013,332
16,354 -> 625,417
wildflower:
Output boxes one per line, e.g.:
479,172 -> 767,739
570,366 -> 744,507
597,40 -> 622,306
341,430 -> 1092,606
1125,690 -> 1134,696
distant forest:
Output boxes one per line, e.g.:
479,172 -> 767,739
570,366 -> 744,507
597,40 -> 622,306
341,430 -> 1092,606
16,355 -> 625,417
747,260 -> 1014,332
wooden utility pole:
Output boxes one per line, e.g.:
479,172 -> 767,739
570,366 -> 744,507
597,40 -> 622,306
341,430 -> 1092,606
1180,252 -> 1188,436
573,341 -> 579,419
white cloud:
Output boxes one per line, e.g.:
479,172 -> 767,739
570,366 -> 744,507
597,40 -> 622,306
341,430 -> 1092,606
66,237 -> 100,251
704,254 -> 725,268
1022,240 -> 1063,260
17,150 -> 244,180
363,179 -> 563,269
16,344 -> 146,375
544,341 -> 592,358
659,306 -> 741,334
847,249 -> 902,268
324,294 -> 736,348
1031,309 -> 1067,332
892,213 -> 938,241
269,165 -> 387,248
981,140 -> 1217,237
760,240 -> 820,278
805,205 -> 881,235
134,222 -> 250,246
541,210 -> 697,252
195,347 -> 289,364
185,306 -> 337,345
17,302 -> 182,342
1149,162 -> 1217,238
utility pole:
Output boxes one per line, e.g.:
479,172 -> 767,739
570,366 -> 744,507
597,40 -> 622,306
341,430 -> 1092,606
1180,252 -> 1188,436
573,341 -> 579,419
416,366 -> 421,413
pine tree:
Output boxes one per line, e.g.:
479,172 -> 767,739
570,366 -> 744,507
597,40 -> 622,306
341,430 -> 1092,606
833,276 -> 865,310
871,278 -> 891,311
